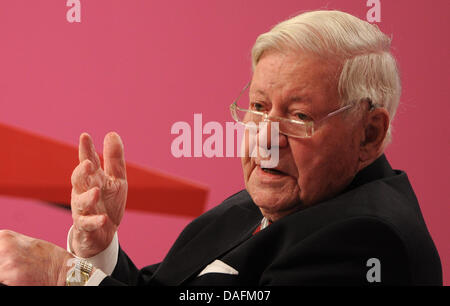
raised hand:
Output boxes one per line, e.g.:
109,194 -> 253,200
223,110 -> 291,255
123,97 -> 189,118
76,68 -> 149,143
70,132 -> 128,258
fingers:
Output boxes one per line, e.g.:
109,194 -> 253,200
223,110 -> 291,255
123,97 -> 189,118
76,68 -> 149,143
75,214 -> 106,232
79,133 -> 101,170
103,132 -> 127,180
71,187 -> 106,232
72,187 -> 100,215
71,159 -> 104,193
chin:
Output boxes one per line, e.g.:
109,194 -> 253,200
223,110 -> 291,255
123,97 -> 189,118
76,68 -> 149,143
248,188 -> 300,221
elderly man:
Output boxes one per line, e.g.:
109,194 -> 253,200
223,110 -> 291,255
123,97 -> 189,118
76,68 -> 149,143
0,10 -> 442,286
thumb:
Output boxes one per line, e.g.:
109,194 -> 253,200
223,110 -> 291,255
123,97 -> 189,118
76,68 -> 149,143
103,132 -> 127,179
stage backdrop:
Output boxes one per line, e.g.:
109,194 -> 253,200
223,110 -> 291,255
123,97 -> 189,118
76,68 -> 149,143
0,0 -> 448,284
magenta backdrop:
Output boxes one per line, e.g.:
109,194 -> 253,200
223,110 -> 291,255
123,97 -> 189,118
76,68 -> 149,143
0,0 -> 448,284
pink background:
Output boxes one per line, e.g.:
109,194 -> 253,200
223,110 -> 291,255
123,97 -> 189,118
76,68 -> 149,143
0,0 -> 448,284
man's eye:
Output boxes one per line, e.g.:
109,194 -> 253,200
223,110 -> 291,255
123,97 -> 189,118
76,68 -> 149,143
250,102 -> 265,111
295,113 -> 310,121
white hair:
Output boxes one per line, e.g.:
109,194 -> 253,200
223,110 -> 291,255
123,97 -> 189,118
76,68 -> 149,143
251,10 -> 401,145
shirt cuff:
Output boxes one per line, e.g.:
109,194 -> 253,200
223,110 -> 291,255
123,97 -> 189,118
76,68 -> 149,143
85,268 -> 108,286
66,225 -> 119,276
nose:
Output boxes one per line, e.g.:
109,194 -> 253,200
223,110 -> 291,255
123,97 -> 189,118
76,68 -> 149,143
258,118 -> 288,149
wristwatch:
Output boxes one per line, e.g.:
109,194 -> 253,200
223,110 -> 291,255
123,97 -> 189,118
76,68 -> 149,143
65,258 -> 93,286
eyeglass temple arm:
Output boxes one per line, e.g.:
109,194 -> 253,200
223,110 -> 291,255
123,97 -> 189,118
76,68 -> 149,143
233,81 -> 251,105
316,99 -> 375,124
315,104 -> 353,124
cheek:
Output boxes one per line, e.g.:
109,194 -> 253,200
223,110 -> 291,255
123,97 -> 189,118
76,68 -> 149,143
241,156 -> 252,183
289,128 -> 360,203
240,130 -> 256,183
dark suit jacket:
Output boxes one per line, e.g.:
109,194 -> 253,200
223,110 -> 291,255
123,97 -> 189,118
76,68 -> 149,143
101,155 -> 442,286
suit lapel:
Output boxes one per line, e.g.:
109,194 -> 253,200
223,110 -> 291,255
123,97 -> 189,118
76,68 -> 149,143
154,204 -> 262,285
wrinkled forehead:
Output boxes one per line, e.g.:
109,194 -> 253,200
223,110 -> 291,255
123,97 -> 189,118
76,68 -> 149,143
249,51 -> 341,109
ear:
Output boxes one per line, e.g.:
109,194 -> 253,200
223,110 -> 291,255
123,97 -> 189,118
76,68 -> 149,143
359,107 -> 390,167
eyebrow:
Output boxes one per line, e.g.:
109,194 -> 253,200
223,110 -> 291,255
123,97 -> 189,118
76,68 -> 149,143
252,89 -> 267,98
251,89 -> 311,104
288,96 -> 311,103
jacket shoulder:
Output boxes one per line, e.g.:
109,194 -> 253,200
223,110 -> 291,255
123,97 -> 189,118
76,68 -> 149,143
190,189 -> 255,225
162,190 -> 256,256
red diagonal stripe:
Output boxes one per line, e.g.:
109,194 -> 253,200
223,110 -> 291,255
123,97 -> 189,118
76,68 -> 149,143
0,123 -> 208,217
